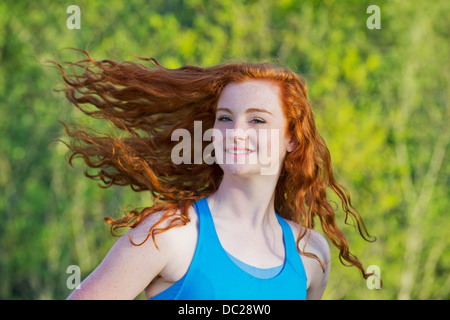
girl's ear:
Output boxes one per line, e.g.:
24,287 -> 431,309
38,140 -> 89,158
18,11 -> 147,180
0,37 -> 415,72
286,134 -> 299,153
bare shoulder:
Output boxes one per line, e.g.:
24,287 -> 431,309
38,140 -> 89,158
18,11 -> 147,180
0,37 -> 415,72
133,205 -> 199,282
285,219 -> 331,300
285,220 -> 330,264
67,205 -> 198,300
128,205 -> 199,253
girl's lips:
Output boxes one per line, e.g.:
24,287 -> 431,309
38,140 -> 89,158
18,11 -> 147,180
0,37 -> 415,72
225,145 -> 256,151
225,147 -> 256,156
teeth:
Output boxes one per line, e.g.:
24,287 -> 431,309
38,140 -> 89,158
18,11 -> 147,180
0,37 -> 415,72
227,149 -> 252,154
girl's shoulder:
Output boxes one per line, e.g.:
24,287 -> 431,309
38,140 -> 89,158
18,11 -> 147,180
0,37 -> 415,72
129,204 -> 199,249
284,219 -> 331,268
284,219 -> 331,298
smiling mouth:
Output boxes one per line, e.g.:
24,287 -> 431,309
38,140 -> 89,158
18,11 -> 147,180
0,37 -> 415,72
225,148 -> 255,155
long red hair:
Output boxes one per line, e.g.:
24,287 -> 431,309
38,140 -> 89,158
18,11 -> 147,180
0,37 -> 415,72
51,48 -> 375,279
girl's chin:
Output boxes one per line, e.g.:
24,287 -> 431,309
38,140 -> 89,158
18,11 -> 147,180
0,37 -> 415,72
219,163 -> 259,176
223,150 -> 258,163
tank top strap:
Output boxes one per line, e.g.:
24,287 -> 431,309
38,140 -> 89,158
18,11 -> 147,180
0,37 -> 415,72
192,197 -> 219,246
275,213 -> 306,277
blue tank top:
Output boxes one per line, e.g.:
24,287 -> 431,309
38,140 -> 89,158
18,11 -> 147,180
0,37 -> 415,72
150,197 -> 307,300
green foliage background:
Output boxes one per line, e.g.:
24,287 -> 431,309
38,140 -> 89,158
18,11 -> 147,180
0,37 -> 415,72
0,0 -> 448,299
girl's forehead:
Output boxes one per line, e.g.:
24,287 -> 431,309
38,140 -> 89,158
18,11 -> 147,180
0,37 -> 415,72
217,80 -> 282,111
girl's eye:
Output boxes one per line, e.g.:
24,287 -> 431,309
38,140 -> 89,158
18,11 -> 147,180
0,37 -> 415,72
217,116 -> 266,124
251,118 -> 266,124
217,116 -> 231,122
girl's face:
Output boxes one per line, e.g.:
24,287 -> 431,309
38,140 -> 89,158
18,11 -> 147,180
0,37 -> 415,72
213,80 -> 297,177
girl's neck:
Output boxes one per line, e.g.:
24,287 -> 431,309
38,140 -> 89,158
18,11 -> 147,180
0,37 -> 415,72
207,173 -> 279,229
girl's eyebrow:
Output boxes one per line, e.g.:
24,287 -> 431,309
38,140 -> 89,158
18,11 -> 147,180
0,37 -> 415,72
216,107 -> 273,116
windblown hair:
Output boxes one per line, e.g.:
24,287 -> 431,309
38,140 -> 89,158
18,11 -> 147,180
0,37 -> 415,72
50,48 -> 375,280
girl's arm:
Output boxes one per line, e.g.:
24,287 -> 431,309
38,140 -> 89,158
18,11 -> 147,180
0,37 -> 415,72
67,212 -> 174,300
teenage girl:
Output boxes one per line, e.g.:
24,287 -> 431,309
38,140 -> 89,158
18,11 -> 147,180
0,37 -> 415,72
53,50 -> 374,299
